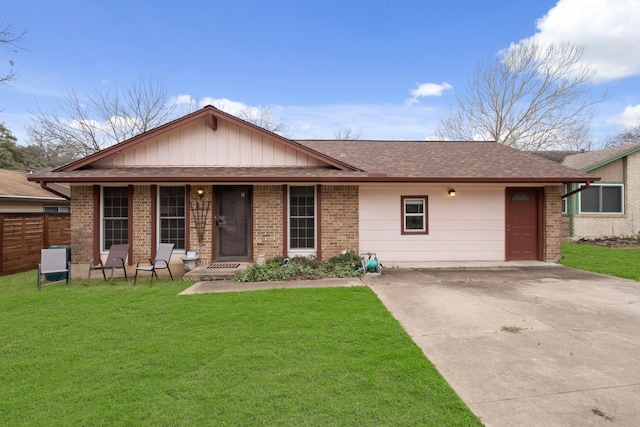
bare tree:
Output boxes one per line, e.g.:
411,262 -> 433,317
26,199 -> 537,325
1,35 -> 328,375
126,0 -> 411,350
603,120 -> 640,148
27,77 -> 177,158
334,127 -> 362,140
1,23 -> 25,85
437,41 -> 604,151
235,104 -> 289,135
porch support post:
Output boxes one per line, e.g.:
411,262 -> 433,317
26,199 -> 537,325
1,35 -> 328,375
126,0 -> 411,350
316,184 -> 322,261
282,184 -> 288,259
150,185 -> 157,261
92,185 -> 100,264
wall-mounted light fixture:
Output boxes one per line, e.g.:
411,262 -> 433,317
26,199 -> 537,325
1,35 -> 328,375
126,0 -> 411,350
191,188 -> 209,244
448,188 -> 456,197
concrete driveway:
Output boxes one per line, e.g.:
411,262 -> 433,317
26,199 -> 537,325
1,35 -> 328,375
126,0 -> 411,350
364,265 -> 640,426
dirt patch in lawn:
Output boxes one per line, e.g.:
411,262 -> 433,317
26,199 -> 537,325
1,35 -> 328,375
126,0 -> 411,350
577,237 -> 640,249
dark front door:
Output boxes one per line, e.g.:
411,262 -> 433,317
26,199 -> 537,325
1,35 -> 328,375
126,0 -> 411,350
506,188 -> 542,260
215,186 -> 251,261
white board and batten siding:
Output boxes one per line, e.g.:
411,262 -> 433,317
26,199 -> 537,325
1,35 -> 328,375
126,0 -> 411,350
359,185 -> 506,262
94,118 -> 327,168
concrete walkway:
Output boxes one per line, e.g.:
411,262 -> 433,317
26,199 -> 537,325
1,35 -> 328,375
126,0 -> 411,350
179,276 -> 364,294
364,266 -> 640,426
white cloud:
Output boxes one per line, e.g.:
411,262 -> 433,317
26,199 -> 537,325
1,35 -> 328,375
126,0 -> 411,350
524,0 -> 640,82
608,104 -> 640,126
169,94 -> 197,106
406,82 -> 452,106
198,97 -> 252,116
411,82 -> 453,98
180,96 -> 445,140
278,103 -> 441,140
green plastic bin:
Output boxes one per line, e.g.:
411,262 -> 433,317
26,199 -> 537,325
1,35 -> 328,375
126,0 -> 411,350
45,245 -> 71,281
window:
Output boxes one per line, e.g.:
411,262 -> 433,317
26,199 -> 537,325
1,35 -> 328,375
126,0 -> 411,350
580,184 -> 623,213
561,184 -> 568,215
44,206 -> 70,213
402,196 -> 428,234
289,186 -> 315,250
159,187 -> 186,250
103,187 -> 128,250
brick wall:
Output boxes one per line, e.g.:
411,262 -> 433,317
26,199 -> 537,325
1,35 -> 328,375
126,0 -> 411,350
71,183 -> 361,266
627,152 -> 640,235
320,185 -> 359,258
253,185 -> 284,261
70,186 -> 94,263
132,186 -> 152,262
189,186 -> 213,264
544,185 -> 562,261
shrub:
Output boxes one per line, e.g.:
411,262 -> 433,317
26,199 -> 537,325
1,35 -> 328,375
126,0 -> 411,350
234,252 -> 363,283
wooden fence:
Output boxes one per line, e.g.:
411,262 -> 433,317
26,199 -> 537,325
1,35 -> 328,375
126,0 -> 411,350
0,213 -> 71,276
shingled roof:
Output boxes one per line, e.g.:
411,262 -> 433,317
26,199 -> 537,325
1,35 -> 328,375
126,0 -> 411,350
297,140 -> 595,182
0,169 -> 69,200
28,106 -> 597,184
30,140 -> 596,184
563,142 -> 640,171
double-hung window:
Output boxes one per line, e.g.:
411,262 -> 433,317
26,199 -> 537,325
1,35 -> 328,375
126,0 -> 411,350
103,187 -> 128,250
289,186 -> 316,250
402,196 -> 428,235
579,184 -> 623,214
159,186 -> 186,250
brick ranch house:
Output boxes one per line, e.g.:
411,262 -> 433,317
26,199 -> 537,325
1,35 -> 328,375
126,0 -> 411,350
30,105 -> 597,272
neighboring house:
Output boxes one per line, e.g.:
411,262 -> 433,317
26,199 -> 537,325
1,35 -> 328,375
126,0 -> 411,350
559,143 -> 640,239
29,106 -> 595,268
0,169 -> 70,213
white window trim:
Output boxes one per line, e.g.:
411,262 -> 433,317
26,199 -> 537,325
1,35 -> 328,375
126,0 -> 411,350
561,184 -> 568,215
402,196 -> 428,234
287,185 -> 317,255
157,186 -> 187,253
578,183 -> 625,214
101,186 -> 129,253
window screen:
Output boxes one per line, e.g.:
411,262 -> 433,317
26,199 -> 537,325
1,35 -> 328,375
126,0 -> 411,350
289,186 -> 315,249
160,187 -> 186,250
103,187 -> 128,250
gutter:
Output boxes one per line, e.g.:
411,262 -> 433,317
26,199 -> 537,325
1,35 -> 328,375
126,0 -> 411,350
39,181 -> 71,201
561,180 -> 592,199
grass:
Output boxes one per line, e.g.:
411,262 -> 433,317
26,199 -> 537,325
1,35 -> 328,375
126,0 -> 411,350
1,272 -> 480,426
560,242 -> 640,281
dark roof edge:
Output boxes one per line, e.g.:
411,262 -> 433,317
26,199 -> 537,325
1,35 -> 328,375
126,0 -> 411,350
28,176 -> 601,184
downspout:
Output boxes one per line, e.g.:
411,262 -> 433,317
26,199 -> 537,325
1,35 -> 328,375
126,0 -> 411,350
561,180 -> 592,199
39,181 -> 71,201
561,181 -> 594,239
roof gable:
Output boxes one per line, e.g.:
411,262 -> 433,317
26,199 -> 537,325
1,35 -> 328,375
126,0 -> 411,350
56,106 -> 359,172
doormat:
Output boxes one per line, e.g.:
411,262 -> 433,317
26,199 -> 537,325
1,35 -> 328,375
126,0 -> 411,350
207,263 -> 241,269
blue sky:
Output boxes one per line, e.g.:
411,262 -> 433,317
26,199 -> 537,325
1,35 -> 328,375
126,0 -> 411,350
2,0 -> 640,146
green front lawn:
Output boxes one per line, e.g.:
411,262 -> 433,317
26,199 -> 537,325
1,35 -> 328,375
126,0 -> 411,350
560,243 -> 640,281
1,273 -> 480,426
